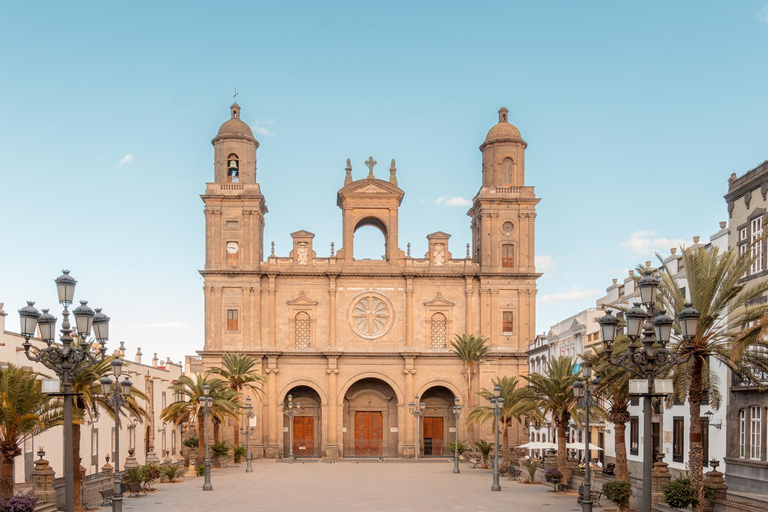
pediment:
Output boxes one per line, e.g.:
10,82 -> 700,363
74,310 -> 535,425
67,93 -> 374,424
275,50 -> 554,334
427,231 -> 452,239
286,291 -> 319,306
569,319 -> 585,333
291,230 -> 315,238
338,179 -> 404,197
423,292 -> 457,307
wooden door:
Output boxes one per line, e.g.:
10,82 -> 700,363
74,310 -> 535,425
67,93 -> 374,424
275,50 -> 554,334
423,417 -> 444,456
354,412 -> 383,456
293,416 -> 314,457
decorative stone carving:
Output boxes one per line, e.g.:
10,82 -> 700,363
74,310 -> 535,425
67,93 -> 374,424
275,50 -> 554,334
348,292 -> 394,340
433,244 -> 445,266
745,190 -> 753,210
297,243 -> 309,265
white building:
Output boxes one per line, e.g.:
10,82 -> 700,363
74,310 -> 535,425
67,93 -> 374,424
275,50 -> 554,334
0,301 -> 184,487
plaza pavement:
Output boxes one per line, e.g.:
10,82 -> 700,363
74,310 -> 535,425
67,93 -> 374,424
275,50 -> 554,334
113,460 -> 598,512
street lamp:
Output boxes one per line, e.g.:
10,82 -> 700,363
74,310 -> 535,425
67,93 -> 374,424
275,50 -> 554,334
573,360 -> 599,512
598,271 -> 700,512
408,397 -> 426,460
245,396 -> 254,473
18,270 -> 109,512
452,397 -> 462,474
201,384 -> 213,491
280,395 -> 300,463
490,385 -> 505,492
99,358 -> 133,512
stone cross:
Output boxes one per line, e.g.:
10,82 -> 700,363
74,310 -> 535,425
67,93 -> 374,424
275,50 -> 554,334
365,156 -> 377,179
233,87 -> 238,101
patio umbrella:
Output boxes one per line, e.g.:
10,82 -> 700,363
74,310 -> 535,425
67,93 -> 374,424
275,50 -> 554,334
517,441 -> 558,450
565,442 -> 603,451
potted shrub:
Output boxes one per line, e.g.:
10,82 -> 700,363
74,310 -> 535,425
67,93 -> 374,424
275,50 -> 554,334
545,468 -> 563,492
474,440 -> 494,469
0,494 -> 37,512
663,475 -> 697,509
449,441 -> 467,457
603,481 -> 633,511
522,458 -> 538,483
162,465 -> 181,483
212,440 -> 230,467
142,463 -> 162,490
233,446 -> 247,463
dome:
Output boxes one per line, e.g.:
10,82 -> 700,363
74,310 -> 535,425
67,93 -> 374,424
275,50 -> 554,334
483,107 -> 524,146
214,103 -> 256,141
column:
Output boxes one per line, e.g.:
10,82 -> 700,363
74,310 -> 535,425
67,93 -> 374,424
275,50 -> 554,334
403,357 -> 415,458
325,354 -> 340,458
204,209 -> 213,269
243,287 -> 250,350
328,276 -> 337,346
213,287 -> 222,350
265,359 -> 279,458
250,286 -> 261,348
268,275 -> 277,347
405,277 -> 414,347
465,277 -> 473,334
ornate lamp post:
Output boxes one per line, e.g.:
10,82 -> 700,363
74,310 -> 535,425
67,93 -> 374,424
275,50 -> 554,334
598,271 -> 700,512
408,397 -> 426,460
452,397 -> 462,474
245,396 -> 254,473
201,384 -> 213,491
99,359 -> 133,512
490,385 -> 505,491
573,360 -> 599,512
18,271 -> 109,512
280,395 -> 300,463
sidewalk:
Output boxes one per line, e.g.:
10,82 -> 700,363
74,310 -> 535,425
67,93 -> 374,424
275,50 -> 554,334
114,461 -> 595,511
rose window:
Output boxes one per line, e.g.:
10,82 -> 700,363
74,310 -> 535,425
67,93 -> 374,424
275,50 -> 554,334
350,294 -> 392,339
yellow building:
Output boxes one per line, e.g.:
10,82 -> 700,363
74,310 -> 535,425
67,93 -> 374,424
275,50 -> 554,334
191,104 -> 540,459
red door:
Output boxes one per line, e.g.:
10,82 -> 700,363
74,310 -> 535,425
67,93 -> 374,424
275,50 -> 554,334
423,417 -> 444,456
354,412 -> 383,456
293,417 -> 314,457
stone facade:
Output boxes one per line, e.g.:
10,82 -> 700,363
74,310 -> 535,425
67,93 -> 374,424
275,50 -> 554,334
724,161 -> 768,494
193,104 -> 540,459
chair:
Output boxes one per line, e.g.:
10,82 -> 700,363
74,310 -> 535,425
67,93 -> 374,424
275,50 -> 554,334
126,481 -> 147,497
507,468 -> 522,481
602,463 -> 615,476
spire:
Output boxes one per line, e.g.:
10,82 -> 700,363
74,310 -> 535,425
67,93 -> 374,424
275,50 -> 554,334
345,159 -> 353,185
231,102 -> 241,119
389,159 -> 398,185
498,107 -> 509,123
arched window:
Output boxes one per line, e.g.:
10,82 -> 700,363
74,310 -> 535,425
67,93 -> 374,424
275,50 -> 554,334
294,312 -> 311,348
502,244 -> 514,268
227,153 -> 240,183
502,158 -> 514,184
430,313 -> 447,349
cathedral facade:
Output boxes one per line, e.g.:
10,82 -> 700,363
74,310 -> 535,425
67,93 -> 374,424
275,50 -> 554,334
194,103 -> 540,459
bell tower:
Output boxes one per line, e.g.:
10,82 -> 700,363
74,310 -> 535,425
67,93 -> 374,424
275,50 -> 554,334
468,107 -> 539,273
202,103 -> 268,271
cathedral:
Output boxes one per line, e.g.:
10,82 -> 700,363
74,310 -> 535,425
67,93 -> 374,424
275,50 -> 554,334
193,103 -> 540,459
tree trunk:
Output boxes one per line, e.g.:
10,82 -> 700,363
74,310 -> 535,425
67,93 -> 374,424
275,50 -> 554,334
213,419 -> 220,444
233,415 -> 240,449
556,421 -> 570,482
614,421 -> 630,482
196,414 -> 205,466
0,446 -> 17,498
688,356 -> 705,512
72,422 -> 83,512
502,422 -> 510,472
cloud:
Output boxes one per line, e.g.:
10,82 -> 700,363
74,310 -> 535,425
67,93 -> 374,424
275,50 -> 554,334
435,196 -> 471,207
252,118 -> 275,136
539,287 -> 599,305
760,3 -> 768,22
536,254 -> 556,272
117,153 -> 134,167
132,322 -> 189,329
619,230 -> 686,256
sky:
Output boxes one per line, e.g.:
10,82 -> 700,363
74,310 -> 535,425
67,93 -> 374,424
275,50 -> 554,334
1,2 -> 767,365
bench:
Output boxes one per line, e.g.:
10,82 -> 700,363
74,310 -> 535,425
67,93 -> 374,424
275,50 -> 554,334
507,468 -> 522,481
126,481 -> 147,498
99,488 -> 114,506
577,490 -> 603,506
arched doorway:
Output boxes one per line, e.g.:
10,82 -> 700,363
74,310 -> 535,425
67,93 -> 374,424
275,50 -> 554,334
419,386 -> 457,457
343,378 -> 398,458
281,386 -> 322,458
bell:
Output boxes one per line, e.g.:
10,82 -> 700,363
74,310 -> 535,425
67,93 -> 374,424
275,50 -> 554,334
228,160 -> 238,170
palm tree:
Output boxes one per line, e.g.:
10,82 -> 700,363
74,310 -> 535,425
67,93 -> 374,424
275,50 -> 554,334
70,357 -> 148,512
657,244 -> 768,512
161,375 -> 239,465
466,376 -> 538,471
0,365 -> 61,497
206,353 -> 266,448
450,334 -> 491,414
590,338 -> 633,493
525,356 -> 579,481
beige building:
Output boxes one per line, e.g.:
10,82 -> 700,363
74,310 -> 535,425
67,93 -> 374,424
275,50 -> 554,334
191,104 -> 540,459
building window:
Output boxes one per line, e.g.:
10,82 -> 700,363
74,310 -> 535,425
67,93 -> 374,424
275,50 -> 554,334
294,311 -> 311,348
740,409 -> 747,458
502,311 -> 514,334
162,392 -> 167,410
630,416 -> 639,455
227,309 -> 239,332
91,429 -> 99,467
502,158 -> 513,184
752,217 -> 764,274
751,406 -> 762,460
673,417 -> 684,462
430,313 -> 447,349
172,430 -> 177,456
225,220 -> 239,229
502,244 -> 514,268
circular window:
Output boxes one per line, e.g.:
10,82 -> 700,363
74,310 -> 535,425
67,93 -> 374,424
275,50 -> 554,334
501,221 -> 515,236
348,292 -> 394,339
